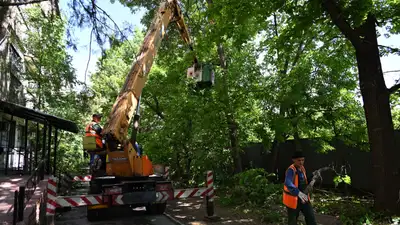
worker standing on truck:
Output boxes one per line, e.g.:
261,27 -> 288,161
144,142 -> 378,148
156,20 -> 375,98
134,141 -> 143,156
84,113 -> 104,164
283,151 -> 317,225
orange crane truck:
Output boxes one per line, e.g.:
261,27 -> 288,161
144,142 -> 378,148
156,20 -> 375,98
82,0 -> 213,221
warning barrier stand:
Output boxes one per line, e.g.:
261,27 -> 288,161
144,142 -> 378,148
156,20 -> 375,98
45,168 -> 218,221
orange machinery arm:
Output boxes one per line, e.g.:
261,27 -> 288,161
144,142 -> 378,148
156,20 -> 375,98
102,0 -> 193,145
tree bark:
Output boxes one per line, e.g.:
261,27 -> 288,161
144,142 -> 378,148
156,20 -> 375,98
268,139 -> 279,173
0,5 -> 9,35
206,0 -> 242,174
0,0 -> 48,7
323,0 -> 400,213
217,43 -> 242,174
291,106 -> 302,152
268,106 -> 287,173
353,15 -> 399,213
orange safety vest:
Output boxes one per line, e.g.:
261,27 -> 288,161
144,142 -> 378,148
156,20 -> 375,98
85,121 -> 103,148
282,164 -> 310,209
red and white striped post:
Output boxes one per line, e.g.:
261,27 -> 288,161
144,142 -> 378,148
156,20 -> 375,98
204,170 -> 218,220
46,176 -> 58,224
164,166 -> 170,180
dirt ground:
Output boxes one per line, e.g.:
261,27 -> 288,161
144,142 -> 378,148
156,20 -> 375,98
165,197 -> 342,225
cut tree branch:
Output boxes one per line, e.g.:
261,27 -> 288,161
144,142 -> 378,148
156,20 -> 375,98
322,0 -> 361,48
0,0 -> 48,6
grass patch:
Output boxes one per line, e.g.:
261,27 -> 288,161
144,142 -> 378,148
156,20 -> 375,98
312,190 -> 399,225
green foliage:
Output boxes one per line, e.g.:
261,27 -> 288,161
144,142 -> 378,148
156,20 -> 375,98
22,7 -> 77,108
391,95 -> 400,130
90,28 -> 144,117
87,0 -> 377,185
21,6 -> 92,174
219,169 -> 283,223
14,0 -> 400,220
333,174 -> 352,187
218,169 -> 396,224
232,169 -> 280,205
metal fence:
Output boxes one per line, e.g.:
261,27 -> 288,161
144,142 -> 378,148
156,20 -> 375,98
12,158 -> 46,225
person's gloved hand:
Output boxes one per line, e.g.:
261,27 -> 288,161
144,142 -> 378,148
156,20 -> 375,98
298,191 -> 308,203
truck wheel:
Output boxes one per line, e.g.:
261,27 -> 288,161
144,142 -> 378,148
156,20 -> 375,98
156,203 -> 167,214
87,208 -> 100,221
89,181 -> 101,194
146,202 -> 167,214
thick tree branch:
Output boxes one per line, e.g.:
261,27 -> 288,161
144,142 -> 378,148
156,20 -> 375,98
322,0 -> 361,48
378,44 -> 400,54
152,96 -> 164,118
142,96 -> 164,119
0,0 -> 48,6
388,83 -> 400,95
384,70 -> 400,74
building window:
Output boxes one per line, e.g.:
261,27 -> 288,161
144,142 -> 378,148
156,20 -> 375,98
9,44 -> 23,74
9,71 -> 23,104
7,43 -> 24,104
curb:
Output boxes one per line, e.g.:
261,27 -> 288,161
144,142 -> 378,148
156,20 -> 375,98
164,212 -> 185,225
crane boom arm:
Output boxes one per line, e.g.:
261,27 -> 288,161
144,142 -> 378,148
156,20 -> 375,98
102,0 -> 192,144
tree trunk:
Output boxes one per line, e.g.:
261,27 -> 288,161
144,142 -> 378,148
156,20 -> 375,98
206,0 -> 242,174
354,15 -> 399,213
217,43 -> 242,174
183,145 -> 191,184
291,107 -> 302,152
0,6 -> 9,37
227,116 -> 242,174
323,0 -> 400,213
269,107 -> 287,173
174,146 -> 182,179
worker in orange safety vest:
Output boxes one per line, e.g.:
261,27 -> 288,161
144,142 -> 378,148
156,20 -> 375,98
85,113 -> 105,165
283,151 -> 317,225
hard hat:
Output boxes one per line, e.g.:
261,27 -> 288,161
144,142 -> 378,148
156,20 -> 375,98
92,113 -> 102,118
292,151 -> 305,159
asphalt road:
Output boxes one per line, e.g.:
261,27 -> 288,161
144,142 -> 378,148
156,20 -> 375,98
55,206 -> 179,225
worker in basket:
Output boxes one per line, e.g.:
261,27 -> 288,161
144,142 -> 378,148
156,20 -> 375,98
84,113 -> 107,174
283,151 -> 317,225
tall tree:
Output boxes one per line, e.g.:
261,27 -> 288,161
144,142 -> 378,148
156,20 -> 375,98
205,0 -> 400,213
255,10 -> 366,172
22,6 -> 76,110
320,0 -> 400,213
21,5 -> 91,173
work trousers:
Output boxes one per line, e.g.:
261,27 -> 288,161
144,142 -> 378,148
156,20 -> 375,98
287,199 -> 317,225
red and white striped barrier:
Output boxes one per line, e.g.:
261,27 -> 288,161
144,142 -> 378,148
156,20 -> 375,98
204,170 -> 217,219
164,166 -> 170,180
46,170 -> 216,215
156,191 -> 171,202
57,195 -> 103,207
174,187 -> 208,198
46,176 -> 175,208
206,170 -> 215,201
170,171 -> 214,200
46,176 -> 58,215
73,175 -> 92,182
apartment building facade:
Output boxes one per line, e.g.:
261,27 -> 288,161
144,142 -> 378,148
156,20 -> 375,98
0,0 -> 60,174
